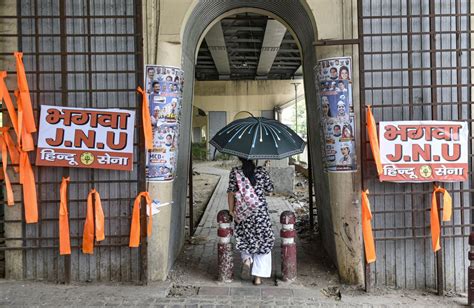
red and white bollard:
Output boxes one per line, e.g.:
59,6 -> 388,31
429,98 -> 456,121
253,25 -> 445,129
281,211 -> 297,282
217,210 -> 233,282
468,232 -> 474,305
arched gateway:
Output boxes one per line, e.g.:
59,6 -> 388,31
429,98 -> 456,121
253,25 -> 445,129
168,0 -> 363,284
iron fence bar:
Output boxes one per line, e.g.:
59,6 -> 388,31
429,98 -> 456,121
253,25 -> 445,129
0,34 -> 141,37
18,0 -> 27,281
357,0 -> 371,293
360,30 -> 471,36
454,0 -> 467,292
1,15 -> 136,18
362,48 -> 474,55
374,234 -> 472,241
0,52 -> 142,56
1,70 -> 138,74
372,224 -> 474,232
469,0 -> 474,239
188,147 -> 194,236
406,2 -> 417,276
360,102 -> 474,108
2,216 -> 134,223
134,0 -> 147,285
427,0 -> 443,296
0,244 -> 136,251
358,0 -> 472,293
359,13 -> 474,19
2,235 -> 132,240
58,0 -> 71,284
2,0 -> 144,283
362,84 -> 474,90
313,38 -> 359,46
362,66 -> 474,72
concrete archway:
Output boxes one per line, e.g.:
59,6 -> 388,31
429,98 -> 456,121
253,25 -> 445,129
169,0 -> 362,284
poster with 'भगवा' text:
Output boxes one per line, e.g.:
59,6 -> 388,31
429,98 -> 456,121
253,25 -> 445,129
36,105 -> 135,171
379,121 -> 469,182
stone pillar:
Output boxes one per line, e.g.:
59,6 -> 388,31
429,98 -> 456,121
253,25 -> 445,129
143,0 -> 188,281
217,210 -> 233,282
468,232 -> 474,305
280,211 -> 297,282
327,173 -> 364,284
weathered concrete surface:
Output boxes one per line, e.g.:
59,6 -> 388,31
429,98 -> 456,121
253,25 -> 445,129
194,80 -> 305,124
328,173 -> 364,285
0,162 -> 464,307
143,0 -> 190,282
0,279 -> 466,307
267,166 -> 295,195
147,182 -> 172,281
146,0 -> 364,285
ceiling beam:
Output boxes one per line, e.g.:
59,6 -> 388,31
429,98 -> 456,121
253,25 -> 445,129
293,65 -> 303,79
205,22 -> 231,79
256,20 -> 287,77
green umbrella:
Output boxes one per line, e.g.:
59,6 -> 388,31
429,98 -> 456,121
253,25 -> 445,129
209,116 -> 306,160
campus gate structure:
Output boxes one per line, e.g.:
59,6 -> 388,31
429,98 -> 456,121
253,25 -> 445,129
0,0 -> 473,293
358,0 -> 473,293
0,0 -> 146,283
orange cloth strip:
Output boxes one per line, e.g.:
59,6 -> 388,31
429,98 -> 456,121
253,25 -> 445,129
19,150 -> 38,223
366,106 -> 383,176
0,72 -> 19,137
0,135 -> 14,206
82,189 -> 105,254
129,192 -> 152,248
361,190 -> 376,263
430,185 -> 452,252
14,89 -> 34,152
0,128 -> 19,172
59,177 -> 71,255
137,87 -> 153,151
14,52 -> 36,134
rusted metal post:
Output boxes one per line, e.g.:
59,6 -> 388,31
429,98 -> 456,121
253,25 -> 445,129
217,210 -> 233,282
468,232 -> 474,305
281,211 -> 297,281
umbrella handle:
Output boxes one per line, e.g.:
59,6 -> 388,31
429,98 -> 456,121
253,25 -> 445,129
233,111 -> 255,120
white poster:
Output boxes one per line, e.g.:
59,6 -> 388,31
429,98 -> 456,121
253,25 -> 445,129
36,105 -> 135,171
379,121 -> 469,182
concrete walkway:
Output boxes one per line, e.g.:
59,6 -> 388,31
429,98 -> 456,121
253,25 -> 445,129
0,161 -> 466,306
172,162 -> 290,285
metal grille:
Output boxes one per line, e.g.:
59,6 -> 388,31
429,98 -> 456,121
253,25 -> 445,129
358,0 -> 473,293
1,0 -> 145,283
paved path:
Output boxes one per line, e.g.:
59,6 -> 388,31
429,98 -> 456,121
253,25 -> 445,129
0,162 -> 466,306
174,163 -> 290,285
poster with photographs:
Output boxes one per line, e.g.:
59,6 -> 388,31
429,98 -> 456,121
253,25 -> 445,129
145,65 -> 183,181
317,57 -> 357,172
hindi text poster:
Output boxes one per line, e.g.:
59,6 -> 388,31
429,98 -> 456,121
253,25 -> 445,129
379,121 -> 468,182
36,105 -> 135,171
